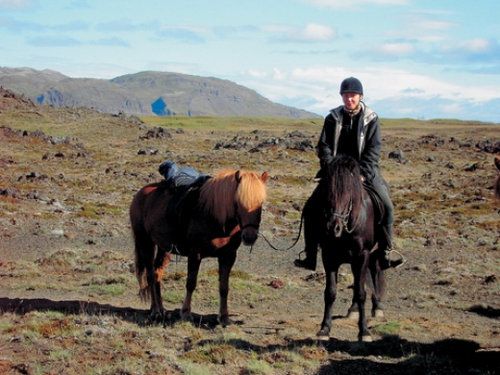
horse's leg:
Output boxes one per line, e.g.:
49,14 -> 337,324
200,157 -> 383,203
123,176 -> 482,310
149,246 -> 170,319
370,259 -> 385,318
181,253 -> 201,321
217,249 -> 237,327
133,229 -> 153,301
317,257 -> 339,340
142,244 -> 164,320
346,294 -> 358,320
352,253 -> 372,342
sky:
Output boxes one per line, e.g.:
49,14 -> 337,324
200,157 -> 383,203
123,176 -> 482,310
1,0 -> 500,122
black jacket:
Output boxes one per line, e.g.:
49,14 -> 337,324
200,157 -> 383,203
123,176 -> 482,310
317,102 -> 381,182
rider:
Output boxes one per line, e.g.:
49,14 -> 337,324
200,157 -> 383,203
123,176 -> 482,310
294,77 -> 405,271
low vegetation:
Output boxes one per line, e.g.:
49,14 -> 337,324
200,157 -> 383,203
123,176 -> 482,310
0,99 -> 498,374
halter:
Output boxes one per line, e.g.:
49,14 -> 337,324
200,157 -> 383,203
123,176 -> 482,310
329,199 -> 359,236
233,200 -> 262,232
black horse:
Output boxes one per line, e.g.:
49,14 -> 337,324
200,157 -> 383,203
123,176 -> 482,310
315,155 -> 385,342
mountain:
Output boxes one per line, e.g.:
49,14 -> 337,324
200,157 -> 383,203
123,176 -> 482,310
0,67 -> 318,118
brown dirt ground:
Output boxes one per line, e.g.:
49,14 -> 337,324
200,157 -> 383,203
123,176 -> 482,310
0,100 -> 499,374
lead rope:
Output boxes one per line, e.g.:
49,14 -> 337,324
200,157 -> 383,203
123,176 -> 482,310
258,209 -> 304,252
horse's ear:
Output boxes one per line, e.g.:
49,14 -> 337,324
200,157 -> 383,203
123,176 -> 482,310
235,170 -> 242,183
261,171 -> 269,183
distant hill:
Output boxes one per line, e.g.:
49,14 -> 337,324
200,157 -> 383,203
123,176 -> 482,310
0,67 -> 318,118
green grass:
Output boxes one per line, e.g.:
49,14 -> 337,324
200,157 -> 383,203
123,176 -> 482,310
88,283 -> 127,297
2,106 -> 499,375
243,358 -> 275,375
373,321 -> 402,336
140,115 -> 323,131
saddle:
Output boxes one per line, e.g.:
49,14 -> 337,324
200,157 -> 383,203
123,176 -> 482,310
164,176 -> 211,253
167,175 -> 211,220
362,183 -> 388,249
363,182 -> 385,225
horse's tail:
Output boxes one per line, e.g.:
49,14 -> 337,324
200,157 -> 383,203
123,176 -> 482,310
130,190 -> 152,302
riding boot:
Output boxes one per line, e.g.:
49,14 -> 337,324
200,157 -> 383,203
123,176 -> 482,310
293,219 -> 318,270
379,225 -> 405,270
294,247 -> 317,271
294,191 -> 319,271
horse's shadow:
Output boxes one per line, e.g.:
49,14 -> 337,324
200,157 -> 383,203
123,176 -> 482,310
1,297 -> 497,373
0,297 -> 238,330
197,335 -> 498,374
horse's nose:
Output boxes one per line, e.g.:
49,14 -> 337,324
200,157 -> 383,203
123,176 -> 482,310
242,228 -> 258,245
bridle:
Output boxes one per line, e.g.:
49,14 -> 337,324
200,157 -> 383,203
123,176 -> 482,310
327,199 -> 359,236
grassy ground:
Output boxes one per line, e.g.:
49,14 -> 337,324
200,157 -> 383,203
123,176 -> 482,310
0,104 -> 499,374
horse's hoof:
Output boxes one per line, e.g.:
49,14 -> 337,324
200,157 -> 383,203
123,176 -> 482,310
372,309 -> 384,318
218,315 -> 230,327
360,335 -> 373,342
346,310 -> 359,320
316,334 -> 330,342
316,328 -> 330,341
180,310 -> 193,321
148,310 -> 165,322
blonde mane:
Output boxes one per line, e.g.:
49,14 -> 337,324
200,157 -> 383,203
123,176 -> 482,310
199,169 -> 267,224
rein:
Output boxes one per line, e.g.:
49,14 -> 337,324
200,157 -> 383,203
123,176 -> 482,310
258,209 -> 304,252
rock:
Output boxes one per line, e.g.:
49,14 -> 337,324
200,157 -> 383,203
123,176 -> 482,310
413,264 -> 427,272
137,148 -> 159,155
483,274 -> 496,284
0,188 -> 19,198
140,127 -> 172,139
25,191 -> 40,200
476,140 -> 500,153
268,279 -> 285,289
388,150 -> 407,163
464,163 -> 478,171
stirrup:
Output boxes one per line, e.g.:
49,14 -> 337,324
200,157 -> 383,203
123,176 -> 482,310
385,249 -> 406,269
294,251 -> 316,271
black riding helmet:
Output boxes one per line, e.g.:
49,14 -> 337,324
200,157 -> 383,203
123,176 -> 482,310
340,77 -> 363,95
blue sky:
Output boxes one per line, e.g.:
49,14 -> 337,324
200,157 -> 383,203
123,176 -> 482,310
1,0 -> 499,122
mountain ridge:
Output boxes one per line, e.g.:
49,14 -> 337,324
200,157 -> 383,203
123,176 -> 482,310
0,67 -> 318,118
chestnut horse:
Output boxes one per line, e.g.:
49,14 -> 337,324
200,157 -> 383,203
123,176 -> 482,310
130,169 -> 268,325
315,155 -> 385,342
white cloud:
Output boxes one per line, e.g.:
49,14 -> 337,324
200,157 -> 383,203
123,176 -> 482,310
302,23 -> 335,41
378,42 -> 415,55
0,0 -> 30,8
238,65 -> 500,118
383,15 -> 454,45
305,0 -> 409,9
461,38 -> 491,53
247,69 -> 268,78
263,23 -> 335,42
415,20 -> 454,31
439,102 -> 463,115
272,68 -> 287,80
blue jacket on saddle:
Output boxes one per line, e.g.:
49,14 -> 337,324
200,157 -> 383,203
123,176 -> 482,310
159,160 -> 209,190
